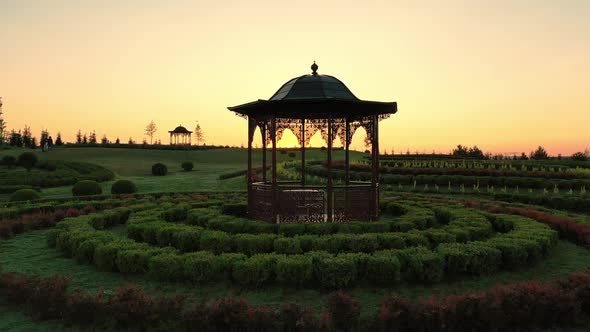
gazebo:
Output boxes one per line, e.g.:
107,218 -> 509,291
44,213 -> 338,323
168,125 -> 192,145
228,62 -> 397,223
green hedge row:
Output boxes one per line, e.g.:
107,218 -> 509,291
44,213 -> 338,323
128,207 -> 496,255
47,202 -> 557,289
304,165 -> 590,190
185,203 -> 441,236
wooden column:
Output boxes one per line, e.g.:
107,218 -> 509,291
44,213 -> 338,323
261,121 -> 267,183
327,114 -> 333,222
301,118 -> 306,186
371,114 -> 379,220
345,118 -> 350,185
271,117 -> 278,223
247,117 -> 254,217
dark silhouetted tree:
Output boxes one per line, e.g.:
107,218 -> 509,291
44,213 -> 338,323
530,146 -> 549,160
76,130 -> 82,144
0,97 -> 6,145
572,152 -> 588,161
55,132 -> 63,145
519,152 -> 529,160
101,134 -> 108,145
115,137 -> 120,145
145,120 -> 157,144
82,133 -> 88,145
89,130 -> 97,144
9,130 -> 22,147
128,137 -> 134,144
22,125 -> 32,148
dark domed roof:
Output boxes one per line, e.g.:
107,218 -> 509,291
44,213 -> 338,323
170,125 -> 190,133
269,63 -> 358,101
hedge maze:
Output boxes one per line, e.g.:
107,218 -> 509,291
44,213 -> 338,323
47,193 -> 558,290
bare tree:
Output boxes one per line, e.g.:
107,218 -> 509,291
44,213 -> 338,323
0,97 -> 6,145
145,120 -> 157,144
194,121 -> 205,145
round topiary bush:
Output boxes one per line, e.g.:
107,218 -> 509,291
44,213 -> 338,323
18,152 -> 38,172
111,179 -> 137,194
181,161 -> 194,172
72,180 -> 102,196
2,155 -> 16,167
152,163 -> 168,176
10,188 -> 40,202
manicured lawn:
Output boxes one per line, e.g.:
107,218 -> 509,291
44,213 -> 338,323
1,147 -> 366,200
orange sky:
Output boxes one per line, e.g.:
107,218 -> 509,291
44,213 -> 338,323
1,0 -> 589,155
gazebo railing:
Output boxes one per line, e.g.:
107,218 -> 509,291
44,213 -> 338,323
250,182 -> 374,223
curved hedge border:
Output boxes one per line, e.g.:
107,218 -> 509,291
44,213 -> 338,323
4,270 -> 590,331
48,202 -> 556,289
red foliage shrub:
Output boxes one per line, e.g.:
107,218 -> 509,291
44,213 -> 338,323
280,303 -> 321,332
65,291 -> 103,325
325,291 -> 361,332
108,284 -> 153,329
65,208 -> 80,218
82,205 -> 96,215
208,296 -> 250,331
28,276 -> 70,320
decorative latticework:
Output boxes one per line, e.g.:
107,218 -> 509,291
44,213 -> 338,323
229,63 -> 396,223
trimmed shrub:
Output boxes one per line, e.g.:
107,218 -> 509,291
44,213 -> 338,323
275,255 -> 313,286
316,256 -> 357,289
9,188 -> 40,202
232,254 -> 278,287
199,230 -> 231,254
72,180 -> 102,196
367,254 -> 401,285
2,155 -> 16,167
151,163 -> 168,176
181,161 -> 194,172
221,203 -> 248,218
437,243 -> 502,276
183,251 -> 217,282
149,253 -> 185,281
111,180 -> 137,194
274,237 -> 303,255
18,152 -> 38,171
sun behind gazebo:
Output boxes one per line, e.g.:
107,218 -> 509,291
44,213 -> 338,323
228,62 -> 397,223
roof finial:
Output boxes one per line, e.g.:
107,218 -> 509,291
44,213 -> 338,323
311,61 -> 318,75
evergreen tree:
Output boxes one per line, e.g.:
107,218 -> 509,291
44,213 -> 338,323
0,97 -> 6,145
128,137 -> 134,144
89,130 -> 97,144
55,132 -> 63,145
22,125 -> 33,148
530,146 -> 549,160
101,134 -> 108,145
115,137 -> 120,145
83,133 -> 88,145
76,130 -> 82,144
9,130 -> 22,147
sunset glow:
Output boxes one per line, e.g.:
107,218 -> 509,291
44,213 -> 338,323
2,0 -> 589,155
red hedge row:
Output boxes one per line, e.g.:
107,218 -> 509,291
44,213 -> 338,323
2,269 -> 590,331
463,200 -> 590,247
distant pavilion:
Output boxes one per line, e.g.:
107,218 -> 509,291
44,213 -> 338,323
169,125 -> 192,145
228,62 -> 397,223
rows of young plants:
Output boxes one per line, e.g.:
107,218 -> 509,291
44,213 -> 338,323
48,195 -> 557,289
339,161 -> 590,179
302,164 -> 590,190
377,158 -> 590,171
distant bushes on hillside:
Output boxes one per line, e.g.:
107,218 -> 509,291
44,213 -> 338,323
152,163 -> 168,176
72,180 -> 102,196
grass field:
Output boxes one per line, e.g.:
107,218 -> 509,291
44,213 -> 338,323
1,147 -> 365,200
